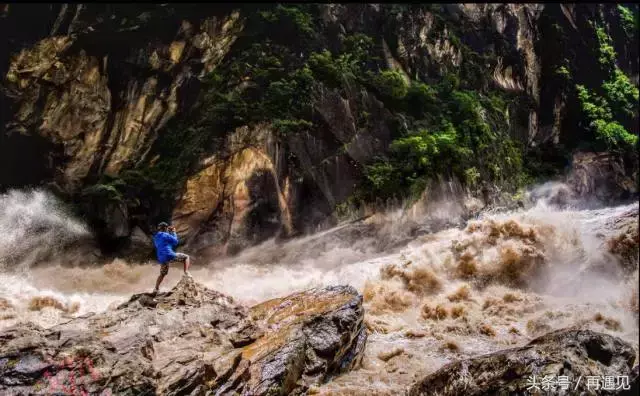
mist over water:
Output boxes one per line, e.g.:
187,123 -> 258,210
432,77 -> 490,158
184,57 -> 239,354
0,183 -> 637,393
0,189 -> 89,269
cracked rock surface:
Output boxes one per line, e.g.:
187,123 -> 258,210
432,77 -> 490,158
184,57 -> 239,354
0,277 -> 366,395
409,328 -> 637,396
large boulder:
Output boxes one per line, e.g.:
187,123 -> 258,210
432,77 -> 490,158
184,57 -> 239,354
0,278 -> 366,395
409,328 -> 637,396
567,152 -> 638,203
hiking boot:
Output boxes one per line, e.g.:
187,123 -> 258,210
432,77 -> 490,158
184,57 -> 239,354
183,271 -> 193,279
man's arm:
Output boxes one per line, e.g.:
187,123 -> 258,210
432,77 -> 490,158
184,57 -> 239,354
163,231 -> 179,246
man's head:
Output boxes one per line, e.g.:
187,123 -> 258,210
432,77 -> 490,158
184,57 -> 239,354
157,222 -> 169,232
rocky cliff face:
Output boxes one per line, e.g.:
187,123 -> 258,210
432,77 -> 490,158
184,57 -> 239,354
1,4 -> 638,255
0,278 -> 366,395
2,4 -> 242,190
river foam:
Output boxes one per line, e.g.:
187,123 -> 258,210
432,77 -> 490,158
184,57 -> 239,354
0,186 -> 637,394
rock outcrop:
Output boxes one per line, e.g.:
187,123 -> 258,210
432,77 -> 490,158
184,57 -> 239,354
0,278 -> 366,395
567,152 -> 638,203
171,123 -> 295,255
2,4 -> 243,191
409,328 -> 637,396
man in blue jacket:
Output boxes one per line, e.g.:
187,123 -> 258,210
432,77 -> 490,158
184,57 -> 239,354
152,222 -> 191,294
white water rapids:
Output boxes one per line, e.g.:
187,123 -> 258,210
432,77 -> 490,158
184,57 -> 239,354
0,186 -> 637,394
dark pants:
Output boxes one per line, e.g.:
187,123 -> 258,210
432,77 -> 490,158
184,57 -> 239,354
159,253 -> 189,275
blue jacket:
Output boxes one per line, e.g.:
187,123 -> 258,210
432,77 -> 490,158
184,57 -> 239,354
153,231 -> 179,264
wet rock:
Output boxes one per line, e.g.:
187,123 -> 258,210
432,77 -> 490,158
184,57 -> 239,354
119,226 -> 156,261
606,207 -> 639,273
409,328 -> 637,396
243,285 -> 367,394
567,152 -> 638,203
172,123 -> 292,254
0,278 -> 365,395
378,347 -> 404,362
621,365 -> 639,396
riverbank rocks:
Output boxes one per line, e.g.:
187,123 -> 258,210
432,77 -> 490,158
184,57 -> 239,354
0,278 -> 366,395
409,328 -> 637,396
568,152 -> 638,203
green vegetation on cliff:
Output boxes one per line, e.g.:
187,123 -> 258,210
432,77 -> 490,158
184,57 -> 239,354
156,4 -> 529,203
575,25 -> 638,153
362,77 -> 525,200
142,4 -> 638,213
617,5 -> 639,37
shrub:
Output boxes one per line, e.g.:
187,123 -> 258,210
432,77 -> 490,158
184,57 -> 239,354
373,70 -> 409,101
365,121 -> 466,197
81,183 -> 123,203
595,27 -> 616,69
576,85 -> 612,121
438,73 -> 460,94
406,82 -> 438,117
602,68 -> 639,118
390,122 -> 458,167
618,5 -> 638,37
273,119 -> 313,135
342,33 -> 375,66
592,120 -> 638,150
576,64 -> 638,153
259,5 -> 315,39
448,90 -> 481,121
464,167 -> 481,187
555,66 -> 571,79
364,160 -> 403,197
308,50 -> 342,87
